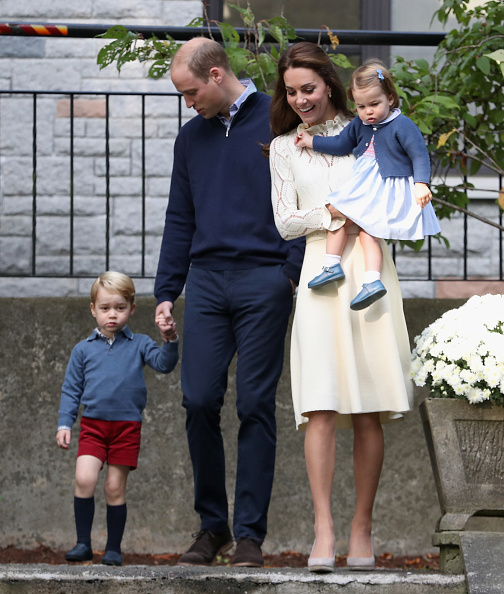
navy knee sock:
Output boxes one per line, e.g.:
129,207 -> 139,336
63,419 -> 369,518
105,503 -> 127,553
74,496 -> 95,547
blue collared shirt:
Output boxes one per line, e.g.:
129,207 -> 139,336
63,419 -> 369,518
216,79 -> 257,129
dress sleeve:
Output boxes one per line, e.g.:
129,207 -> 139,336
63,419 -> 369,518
269,137 -> 333,240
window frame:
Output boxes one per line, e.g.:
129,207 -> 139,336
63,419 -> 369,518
204,0 -> 391,64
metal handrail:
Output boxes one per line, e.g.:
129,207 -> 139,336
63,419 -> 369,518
0,22 -> 446,46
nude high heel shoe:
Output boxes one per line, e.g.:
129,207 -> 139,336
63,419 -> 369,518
346,537 -> 375,570
307,540 -> 336,573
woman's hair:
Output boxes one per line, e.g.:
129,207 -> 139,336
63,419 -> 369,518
270,42 -> 353,139
90,271 -> 136,305
348,59 -> 400,108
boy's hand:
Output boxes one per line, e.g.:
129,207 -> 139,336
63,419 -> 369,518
295,131 -> 313,149
415,182 -> 432,208
156,301 -> 178,342
56,429 -> 71,449
157,316 -> 178,342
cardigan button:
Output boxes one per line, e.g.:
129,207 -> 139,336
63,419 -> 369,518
365,143 -> 369,146
373,127 -> 377,131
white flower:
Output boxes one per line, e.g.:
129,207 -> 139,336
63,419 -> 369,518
411,294 -> 504,406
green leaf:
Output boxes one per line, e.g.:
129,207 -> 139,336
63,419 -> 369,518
97,39 -> 135,71
463,112 -> 477,128
476,56 -> 491,75
469,158 -> 481,175
257,22 -> 265,47
414,58 -> 430,72
148,60 -> 171,79
329,54 -> 353,70
97,25 -> 136,41
217,22 -> 240,46
268,16 -> 297,40
187,17 -> 204,28
484,49 -> 504,78
225,47 -> 250,76
417,121 -> 432,135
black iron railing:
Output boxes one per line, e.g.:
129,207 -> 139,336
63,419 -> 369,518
0,25 -> 502,284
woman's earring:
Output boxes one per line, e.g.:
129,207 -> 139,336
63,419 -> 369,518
328,91 -> 332,98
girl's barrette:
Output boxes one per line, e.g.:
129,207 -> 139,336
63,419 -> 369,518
377,69 -> 385,80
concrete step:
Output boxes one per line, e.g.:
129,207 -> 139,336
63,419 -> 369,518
0,564 -> 467,593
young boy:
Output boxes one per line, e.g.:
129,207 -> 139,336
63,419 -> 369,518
56,271 -> 178,566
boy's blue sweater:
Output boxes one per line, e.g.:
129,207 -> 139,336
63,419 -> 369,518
154,91 -> 305,305
313,113 -> 431,183
57,327 -> 178,428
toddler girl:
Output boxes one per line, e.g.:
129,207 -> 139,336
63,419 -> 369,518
295,59 -> 440,310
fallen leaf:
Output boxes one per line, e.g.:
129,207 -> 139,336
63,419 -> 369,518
498,187 -> 504,210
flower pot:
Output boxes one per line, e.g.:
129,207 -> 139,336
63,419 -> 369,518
420,397 -> 504,532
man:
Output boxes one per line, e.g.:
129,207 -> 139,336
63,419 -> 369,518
155,37 -> 304,567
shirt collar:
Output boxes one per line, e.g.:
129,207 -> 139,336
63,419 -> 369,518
88,326 -> 133,343
363,107 -> 401,127
217,79 -> 257,127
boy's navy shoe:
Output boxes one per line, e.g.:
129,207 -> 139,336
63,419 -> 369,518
308,264 -> 345,289
350,280 -> 387,311
177,528 -> 233,566
102,550 -> 122,566
230,538 -> 264,567
65,543 -> 93,562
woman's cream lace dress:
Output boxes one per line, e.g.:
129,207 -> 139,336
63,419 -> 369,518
270,115 -> 413,430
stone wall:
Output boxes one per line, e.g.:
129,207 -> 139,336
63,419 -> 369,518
0,0 -> 200,289
0,296 -> 463,556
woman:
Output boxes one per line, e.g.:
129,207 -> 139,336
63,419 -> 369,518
269,42 -> 413,572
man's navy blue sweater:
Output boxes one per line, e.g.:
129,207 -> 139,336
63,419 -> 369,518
154,92 -> 305,304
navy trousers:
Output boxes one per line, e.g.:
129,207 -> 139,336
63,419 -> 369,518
181,265 -> 293,544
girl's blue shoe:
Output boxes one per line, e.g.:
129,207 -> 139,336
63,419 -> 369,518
350,280 -> 387,310
308,264 -> 345,289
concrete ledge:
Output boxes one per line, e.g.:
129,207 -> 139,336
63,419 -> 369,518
0,564 -> 467,594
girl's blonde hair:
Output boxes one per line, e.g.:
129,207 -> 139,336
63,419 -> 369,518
348,59 -> 400,109
90,271 -> 136,305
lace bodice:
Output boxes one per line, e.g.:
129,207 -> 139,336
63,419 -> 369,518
269,115 -> 355,240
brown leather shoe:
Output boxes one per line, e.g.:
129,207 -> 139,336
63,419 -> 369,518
177,529 -> 233,566
230,538 -> 264,567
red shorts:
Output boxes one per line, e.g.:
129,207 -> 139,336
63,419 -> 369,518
77,417 -> 142,469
